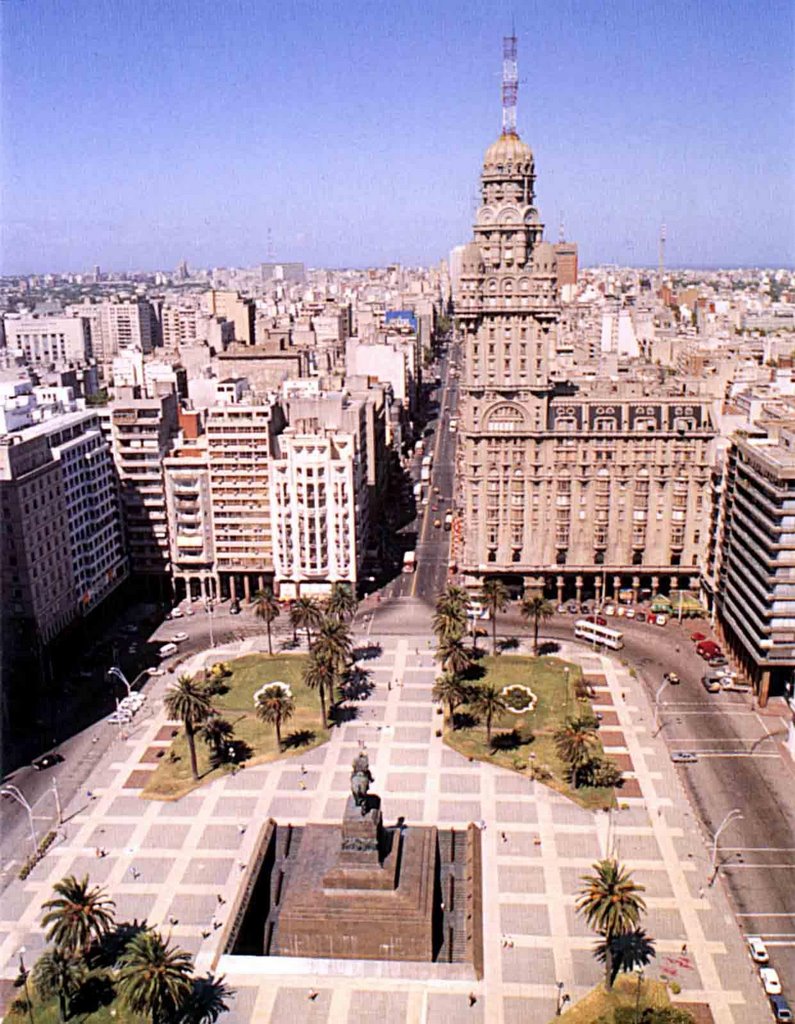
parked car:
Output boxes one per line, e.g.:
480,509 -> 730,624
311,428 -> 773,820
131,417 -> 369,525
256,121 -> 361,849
655,614 -> 669,626
708,655 -> 728,668
556,604 -> 567,614
585,615 -> 608,626
624,607 -> 636,619
147,667 -> 166,677
671,751 -> 698,764
170,632 -> 188,643
616,606 -> 626,617
701,674 -> 722,693
566,602 -> 579,614
230,600 -> 241,615
635,611 -> 647,622
761,968 -> 783,996
168,608 -> 184,619
746,936 -> 770,964
159,642 -> 179,658
690,631 -> 707,642
603,603 -> 616,616
433,518 -> 441,528
697,640 -> 722,659
770,995 -> 793,1022
32,752 -> 64,771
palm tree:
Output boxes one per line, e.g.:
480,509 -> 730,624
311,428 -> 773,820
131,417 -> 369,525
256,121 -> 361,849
520,591 -> 555,656
303,651 -> 335,729
327,582 -> 358,623
432,607 -> 466,644
314,616 -> 354,678
480,579 -> 510,655
435,634 -> 473,677
255,683 -> 295,751
554,716 -> 599,788
432,673 -> 468,724
291,595 -> 323,649
469,683 -> 508,746
252,588 -> 280,656
41,874 -> 116,956
33,948 -> 86,1022
199,715 -> 235,767
164,675 -> 213,780
576,859 -> 648,991
436,583 -> 469,613
181,973 -> 235,1024
117,929 -> 194,1024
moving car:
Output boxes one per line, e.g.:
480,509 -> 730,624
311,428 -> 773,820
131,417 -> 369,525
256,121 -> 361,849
170,632 -> 188,643
663,672 -> 680,685
168,609 -> 184,619
32,752 -> 64,771
147,667 -> 166,676
746,936 -> 770,964
433,518 -> 441,528
760,967 -> 783,995
690,631 -> 707,642
770,995 -> 793,1022
671,751 -> 698,764
159,643 -> 179,658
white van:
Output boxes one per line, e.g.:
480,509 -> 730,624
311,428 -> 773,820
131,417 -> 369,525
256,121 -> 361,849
158,642 -> 179,659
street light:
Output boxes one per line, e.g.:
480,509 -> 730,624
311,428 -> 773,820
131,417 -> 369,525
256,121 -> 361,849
51,778 -> 62,827
107,666 -> 131,697
205,596 -> 215,648
711,808 -> 743,874
1,786 -> 37,856
653,676 -> 670,735
555,981 -> 570,1016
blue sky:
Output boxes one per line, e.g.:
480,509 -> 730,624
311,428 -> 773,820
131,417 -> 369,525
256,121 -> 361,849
1,0 -> 793,273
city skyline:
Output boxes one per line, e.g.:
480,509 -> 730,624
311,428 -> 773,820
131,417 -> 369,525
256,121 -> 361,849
2,0 -> 793,275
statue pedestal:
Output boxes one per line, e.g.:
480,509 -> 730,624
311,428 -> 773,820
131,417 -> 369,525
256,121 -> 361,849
323,796 -> 397,890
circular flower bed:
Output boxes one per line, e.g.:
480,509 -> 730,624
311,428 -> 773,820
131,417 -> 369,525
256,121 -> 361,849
501,684 -> 537,714
253,680 -> 292,707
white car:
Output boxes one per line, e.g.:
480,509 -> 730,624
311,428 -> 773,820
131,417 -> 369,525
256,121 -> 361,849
747,936 -> 770,964
147,667 -> 166,677
159,643 -> 179,658
604,603 -> 616,616
168,609 -> 183,619
624,607 -> 636,619
170,632 -> 188,643
761,967 -> 783,995
108,711 -> 133,724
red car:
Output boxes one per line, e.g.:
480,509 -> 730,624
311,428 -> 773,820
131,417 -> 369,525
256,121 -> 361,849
691,631 -> 707,643
585,615 -> 607,626
696,640 -> 722,660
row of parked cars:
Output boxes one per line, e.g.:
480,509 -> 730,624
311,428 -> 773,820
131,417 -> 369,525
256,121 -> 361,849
107,691 -> 147,725
559,602 -> 670,626
747,936 -> 792,1020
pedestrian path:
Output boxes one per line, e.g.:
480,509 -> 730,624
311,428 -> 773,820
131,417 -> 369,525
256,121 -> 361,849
0,634 -> 767,1023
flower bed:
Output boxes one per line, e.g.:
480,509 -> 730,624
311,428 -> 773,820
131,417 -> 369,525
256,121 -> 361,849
501,684 -> 537,714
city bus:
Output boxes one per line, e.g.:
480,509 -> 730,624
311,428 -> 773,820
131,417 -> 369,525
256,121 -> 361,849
574,619 -> 624,650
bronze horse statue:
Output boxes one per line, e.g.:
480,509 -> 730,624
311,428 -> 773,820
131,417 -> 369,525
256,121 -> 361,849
350,751 -> 374,814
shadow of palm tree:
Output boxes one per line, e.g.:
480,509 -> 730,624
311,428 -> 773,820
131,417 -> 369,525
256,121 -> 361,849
452,711 -> 478,730
499,637 -> 520,652
353,643 -> 383,662
283,729 -> 317,749
538,641 -> 560,656
594,928 -> 656,985
90,918 -> 150,969
339,667 -> 374,702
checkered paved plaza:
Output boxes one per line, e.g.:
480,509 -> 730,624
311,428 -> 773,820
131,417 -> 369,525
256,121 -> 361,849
0,634 -> 769,1022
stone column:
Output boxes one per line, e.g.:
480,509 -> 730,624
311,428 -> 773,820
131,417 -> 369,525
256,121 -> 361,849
556,576 -> 564,605
759,670 -> 771,709
575,575 -> 583,604
243,575 -> 252,604
651,575 -> 659,597
258,574 -> 265,593
594,575 -> 602,606
199,577 -> 207,599
632,576 -> 640,604
613,575 -> 621,601
230,575 -> 237,602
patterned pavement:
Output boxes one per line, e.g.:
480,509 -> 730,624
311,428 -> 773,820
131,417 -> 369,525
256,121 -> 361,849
0,635 -> 768,1023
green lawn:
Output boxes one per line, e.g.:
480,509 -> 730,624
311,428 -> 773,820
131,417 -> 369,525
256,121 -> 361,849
554,974 -> 673,1023
143,654 -> 328,800
5,987 -> 147,1023
444,655 -> 616,811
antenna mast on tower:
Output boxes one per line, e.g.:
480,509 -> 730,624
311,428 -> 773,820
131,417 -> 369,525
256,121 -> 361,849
502,33 -> 518,136
658,223 -> 666,280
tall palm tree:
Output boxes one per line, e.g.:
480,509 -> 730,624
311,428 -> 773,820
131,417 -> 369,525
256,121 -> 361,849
252,588 -> 280,655
181,973 -> 235,1024
436,583 -> 469,613
303,651 -> 335,729
41,875 -> 116,956
291,595 -> 323,649
255,683 -> 295,751
314,616 -> 353,677
431,606 -> 466,644
432,672 -> 468,723
576,859 -> 648,991
520,591 -> 555,656
327,582 -> 358,623
554,716 -> 599,788
480,579 -> 510,655
435,634 -> 473,677
199,715 -> 235,767
33,948 -> 86,1022
164,675 -> 213,780
117,929 -> 194,1024
469,683 -> 508,746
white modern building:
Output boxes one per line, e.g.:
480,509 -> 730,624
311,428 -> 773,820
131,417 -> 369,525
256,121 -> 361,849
4,315 -> 92,366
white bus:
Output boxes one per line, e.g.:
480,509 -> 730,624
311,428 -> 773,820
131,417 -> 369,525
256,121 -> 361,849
402,550 -> 416,574
574,619 -> 624,650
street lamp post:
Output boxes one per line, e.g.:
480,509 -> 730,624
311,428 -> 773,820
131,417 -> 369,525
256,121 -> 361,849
711,808 -> 743,875
555,981 -> 570,1016
18,947 -> 35,1024
107,667 -> 131,697
51,778 -> 62,827
206,597 -> 215,648
1,786 -> 37,856
653,677 -> 670,735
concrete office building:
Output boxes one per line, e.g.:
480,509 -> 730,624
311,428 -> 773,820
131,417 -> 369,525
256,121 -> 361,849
203,290 -> 256,346
163,437 -> 215,602
455,119 -> 714,601
4,315 -> 92,367
717,428 -> 795,705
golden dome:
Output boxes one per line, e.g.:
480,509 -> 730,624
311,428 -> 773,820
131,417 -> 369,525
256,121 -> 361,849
483,132 -> 534,172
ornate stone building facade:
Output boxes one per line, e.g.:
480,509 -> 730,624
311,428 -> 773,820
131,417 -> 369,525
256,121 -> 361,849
455,129 -> 715,601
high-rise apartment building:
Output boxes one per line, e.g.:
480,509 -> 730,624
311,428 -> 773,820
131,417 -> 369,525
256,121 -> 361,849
203,290 -> 256,346
455,93 -> 714,603
163,438 -> 215,602
4,315 -> 92,366
107,389 -> 178,583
